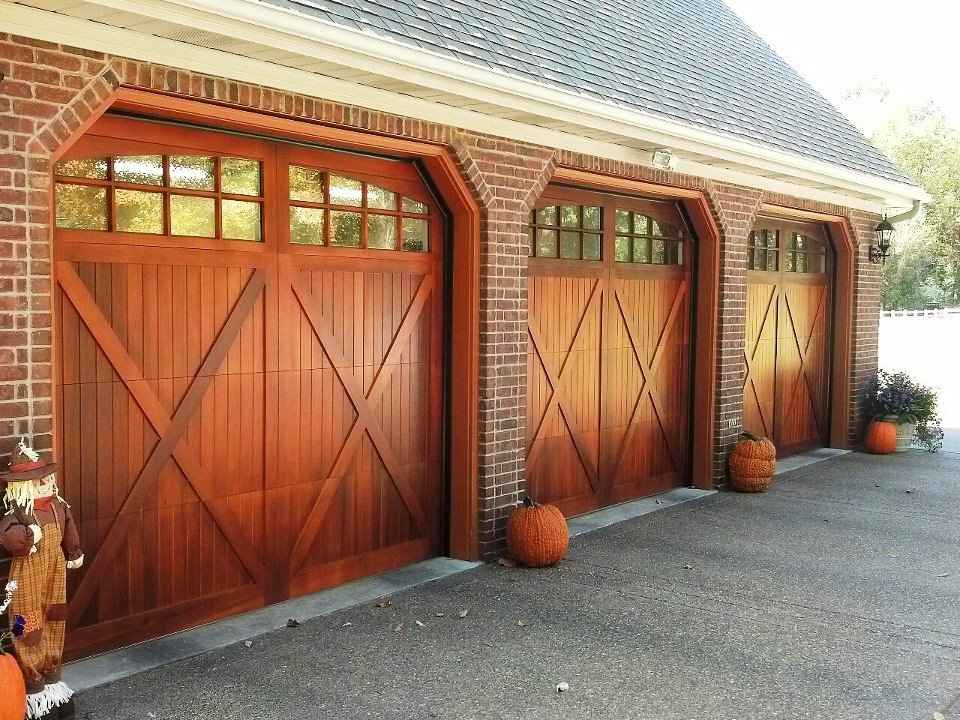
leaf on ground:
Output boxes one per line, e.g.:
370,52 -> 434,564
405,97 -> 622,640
655,499 -> 665,505
458,609 -> 469,618
683,564 -> 694,570
556,681 -> 570,693
342,622 -> 352,627
416,620 -> 426,627
376,599 -> 393,608
497,557 -> 517,567
906,488 -> 915,494
933,713 -> 945,720
518,620 -> 528,627
286,618 -> 300,628
435,612 -> 444,617
938,573 -> 950,578
394,623 -> 404,633
244,640 -> 253,648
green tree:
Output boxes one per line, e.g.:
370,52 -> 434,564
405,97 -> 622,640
871,103 -> 960,308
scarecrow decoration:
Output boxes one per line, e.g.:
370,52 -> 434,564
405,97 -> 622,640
0,438 -> 83,720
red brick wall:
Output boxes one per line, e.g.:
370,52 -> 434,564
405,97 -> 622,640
0,34 -> 883,560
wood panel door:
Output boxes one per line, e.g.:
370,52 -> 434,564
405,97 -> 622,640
744,219 -> 833,457
526,188 -> 693,516
52,117 -> 445,658
272,145 -> 444,600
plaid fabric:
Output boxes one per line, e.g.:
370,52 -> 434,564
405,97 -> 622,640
8,523 -> 66,690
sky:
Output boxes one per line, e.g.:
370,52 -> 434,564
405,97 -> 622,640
722,0 -> 960,130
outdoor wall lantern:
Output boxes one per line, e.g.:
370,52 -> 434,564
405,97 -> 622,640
870,215 -> 894,264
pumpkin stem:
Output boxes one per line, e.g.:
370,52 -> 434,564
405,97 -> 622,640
740,431 -> 761,441
522,496 -> 538,508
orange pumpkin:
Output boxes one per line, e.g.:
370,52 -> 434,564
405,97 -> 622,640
729,432 -> 777,492
506,497 -> 568,567
0,653 -> 26,720
865,419 -> 897,454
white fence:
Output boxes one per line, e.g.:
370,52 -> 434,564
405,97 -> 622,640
881,308 -> 960,318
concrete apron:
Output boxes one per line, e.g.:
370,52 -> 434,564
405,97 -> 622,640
64,487 -> 716,692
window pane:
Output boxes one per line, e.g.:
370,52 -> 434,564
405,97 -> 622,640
634,215 -> 650,235
652,238 -> 666,264
289,165 -> 324,203
169,156 -> 215,191
114,155 -> 163,186
367,184 -> 396,211
115,189 -> 163,234
560,205 -> 579,227
368,214 -> 397,250
615,235 -> 630,262
583,206 -> 600,230
221,158 -> 261,196
633,238 -> 650,263
402,197 -> 429,214
170,195 -> 215,237
330,211 -> 361,247
402,218 -> 429,252
767,230 -> 779,248
674,242 -> 684,266
55,183 -> 107,230
747,231 -> 757,249
290,207 -> 325,246
536,229 -> 557,257
615,210 -> 631,234
222,200 -> 262,241
786,252 -> 796,272
796,253 -> 807,273
56,158 -> 108,180
651,220 -> 664,237
583,234 -> 601,260
766,250 -> 778,271
537,206 -> 558,226
329,176 -> 363,207
560,231 -> 580,259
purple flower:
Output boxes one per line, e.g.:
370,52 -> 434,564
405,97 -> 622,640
11,615 -> 25,637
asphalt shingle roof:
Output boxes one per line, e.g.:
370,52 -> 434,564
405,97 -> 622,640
261,0 -> 915,186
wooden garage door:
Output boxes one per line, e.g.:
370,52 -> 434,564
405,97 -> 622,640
743,218 -> 832,457
526,187 -> 693,516
53,116 -> 444,657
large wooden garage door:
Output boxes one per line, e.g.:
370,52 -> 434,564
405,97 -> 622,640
52,116 -> 444,657
743,218 -> 833,457
526,187 -> 693,516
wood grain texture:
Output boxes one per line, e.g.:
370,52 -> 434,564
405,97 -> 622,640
54,117 -> 445,657
744,219 -> 833,457
526,190 -> 692,516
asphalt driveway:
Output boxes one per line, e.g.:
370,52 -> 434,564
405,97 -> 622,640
77,450 -> 960,720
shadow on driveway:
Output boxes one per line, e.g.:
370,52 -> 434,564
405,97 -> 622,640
78,451 -> 960,720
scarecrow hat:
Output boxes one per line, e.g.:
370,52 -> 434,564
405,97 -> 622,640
0,438 -> 58,484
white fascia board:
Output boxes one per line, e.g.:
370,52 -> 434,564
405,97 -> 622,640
1,2 -> 896,212
83,0 -> 929,206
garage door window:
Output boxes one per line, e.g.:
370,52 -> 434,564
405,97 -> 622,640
288,165 -> 430,252
614,209 -> 684,265
55,154 -> 264,241
528,205 -> 602,260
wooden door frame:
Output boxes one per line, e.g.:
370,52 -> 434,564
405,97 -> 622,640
50,87 -> 482,561
549,168 -> 720,490
757,203 -> 854,449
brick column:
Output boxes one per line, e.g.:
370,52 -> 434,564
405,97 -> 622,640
451,134 -> 555,558
848,211 -> 883,446
704,182 -> 764,481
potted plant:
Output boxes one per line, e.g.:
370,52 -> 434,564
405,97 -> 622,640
865,371 -> 943,453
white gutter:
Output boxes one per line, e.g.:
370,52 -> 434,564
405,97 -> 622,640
81,0 -> 928,206
887,199 -> 923,225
